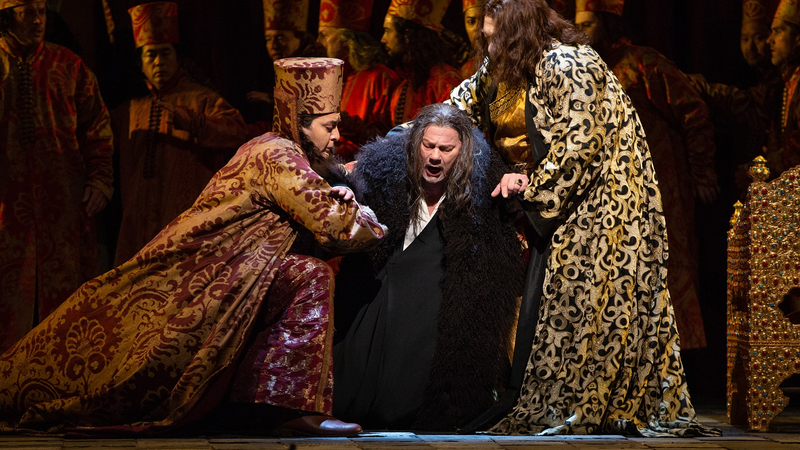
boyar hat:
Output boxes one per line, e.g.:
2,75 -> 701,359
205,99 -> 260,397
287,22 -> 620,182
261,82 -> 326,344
743,0 -> 777,25
575,0 -> 624,15
462,0 -> 485,12
128,2 -> 179,48
0,0 -> 42,10
319,0 -> 374,32
387,0 -> 452,32
264,0 -> 309,32
272,57 -> 344,142
775,0 -> 800,26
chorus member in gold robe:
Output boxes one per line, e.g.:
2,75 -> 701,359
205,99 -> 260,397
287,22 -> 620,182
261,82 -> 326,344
113,2 -> 249,266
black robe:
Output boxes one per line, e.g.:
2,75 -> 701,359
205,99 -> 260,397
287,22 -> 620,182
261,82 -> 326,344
332,128 -> 525,431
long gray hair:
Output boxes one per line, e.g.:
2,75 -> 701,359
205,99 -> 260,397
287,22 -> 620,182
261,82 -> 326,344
406,103 -> 476,224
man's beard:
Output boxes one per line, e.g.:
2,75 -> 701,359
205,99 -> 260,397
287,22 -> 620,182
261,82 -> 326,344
298,131 -> 329,167
298,131 -> 346,186
385,46 -> 406,70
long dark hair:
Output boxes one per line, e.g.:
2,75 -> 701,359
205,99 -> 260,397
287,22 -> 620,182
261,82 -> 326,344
477,0 -> 588,88
0,7 -> 15,36
785,21 -> 800,70
406,103 -> 475,225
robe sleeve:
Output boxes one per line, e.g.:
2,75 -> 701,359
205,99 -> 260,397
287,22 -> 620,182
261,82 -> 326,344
447,58 -> 491,130
261,142 -> 387,252
520,49 -> 611,235
640,52 -> 718,190
185,93 -> 249,149
75,60 -> 114,200
689,73 -> 771,131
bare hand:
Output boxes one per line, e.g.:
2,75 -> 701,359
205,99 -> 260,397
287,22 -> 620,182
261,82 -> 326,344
491,173 -> 529,198
695,182 -> 720,204
159,101 -> 193,131
330,186 -> 354,201
83,186 -> 108,217
247,91 -> 273,104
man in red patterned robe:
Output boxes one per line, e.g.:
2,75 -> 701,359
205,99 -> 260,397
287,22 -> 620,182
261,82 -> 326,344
317,0 -> 401,159
0,57 -> 386,437
382,0 -> 463,126
575,0 -> 720,350
0,0 -> 114,353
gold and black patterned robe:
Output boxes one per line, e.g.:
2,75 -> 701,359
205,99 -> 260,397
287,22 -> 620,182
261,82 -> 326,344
448,43 -> 717,436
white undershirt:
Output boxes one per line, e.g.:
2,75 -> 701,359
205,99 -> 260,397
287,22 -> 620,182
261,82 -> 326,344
403,195 -> 444,251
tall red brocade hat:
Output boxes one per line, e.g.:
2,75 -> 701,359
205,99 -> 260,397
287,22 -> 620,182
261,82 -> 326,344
775,0 -> 800,26
387,0 -> 452,32
0,0 -> 40,10
272,57 -> 344,143
264,0 -> 309,32
744,0 -> 778,25
575,0 -> 624,16
128,2 -> 179,49
319,0 -> 374,32
0,0 -> 41,10
462,0 -> 485,12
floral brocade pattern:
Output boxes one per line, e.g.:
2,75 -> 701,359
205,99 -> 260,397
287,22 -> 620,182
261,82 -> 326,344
263,0 -> 309,32
448,44 -> 713,436
128,2 -> 179,48
230,253 -> 336,415
0,134 -> 385,432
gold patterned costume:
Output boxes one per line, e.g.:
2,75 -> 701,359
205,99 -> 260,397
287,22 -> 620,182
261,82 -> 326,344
0,57 -> 386,434
448,43 -> 716,436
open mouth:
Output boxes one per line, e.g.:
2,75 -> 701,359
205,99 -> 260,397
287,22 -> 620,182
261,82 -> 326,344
426,165 -> 443,178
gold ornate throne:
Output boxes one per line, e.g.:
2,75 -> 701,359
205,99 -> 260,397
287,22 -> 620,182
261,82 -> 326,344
727,156 -> 800,431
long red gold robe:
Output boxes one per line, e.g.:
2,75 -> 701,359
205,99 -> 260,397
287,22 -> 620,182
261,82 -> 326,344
390,63 -> 462,126
0,133 -> 385,433
0,38 -> 114,354
601,39 -> 716,349
112,71 -> 249,266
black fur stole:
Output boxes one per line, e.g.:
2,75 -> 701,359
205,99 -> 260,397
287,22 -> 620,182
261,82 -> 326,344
349,128 -> 526,431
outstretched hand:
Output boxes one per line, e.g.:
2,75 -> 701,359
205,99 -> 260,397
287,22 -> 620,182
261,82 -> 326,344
492,173 -> 529,198
695,182 -> 720,204
158,101 -> 194,132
